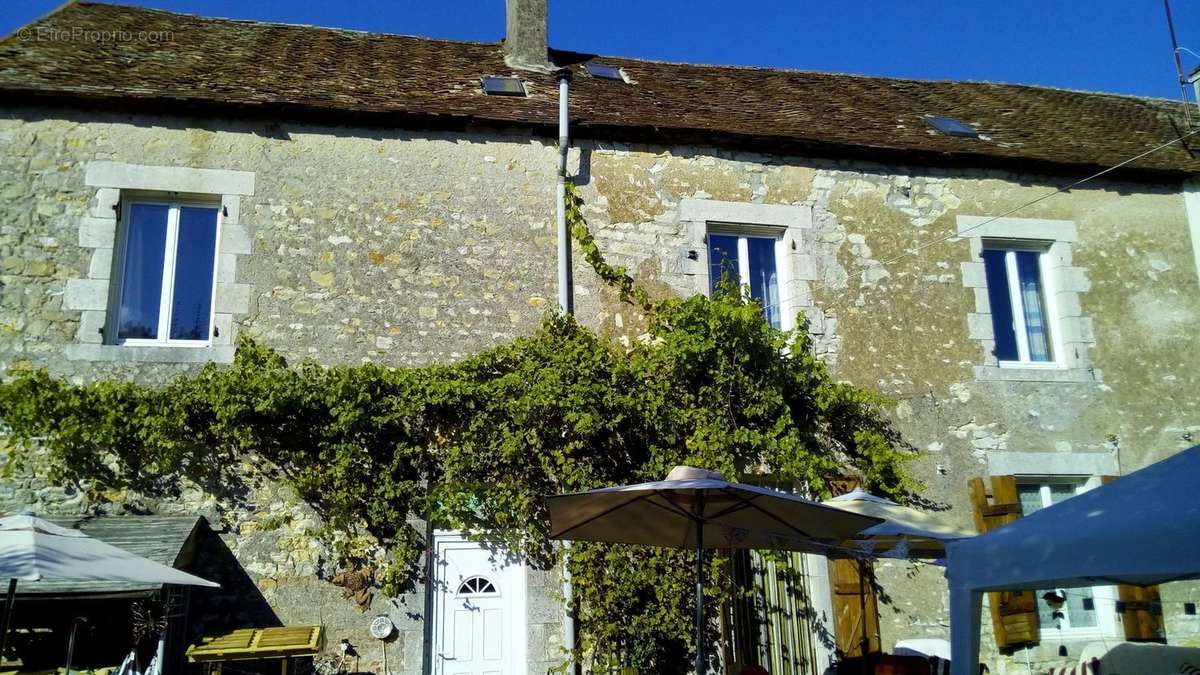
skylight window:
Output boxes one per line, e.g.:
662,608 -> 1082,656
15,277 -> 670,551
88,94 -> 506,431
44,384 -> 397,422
585,62 -> 627,82
481,76 -> 527,97
924,115 -> 979,138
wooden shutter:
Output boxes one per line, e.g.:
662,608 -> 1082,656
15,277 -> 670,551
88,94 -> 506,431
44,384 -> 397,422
967,476 -> 1040,649
1101,475 -> 1166,642
830,558 -> 880,657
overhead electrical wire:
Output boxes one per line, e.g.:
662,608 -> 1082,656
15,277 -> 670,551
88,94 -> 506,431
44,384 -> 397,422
878,126 -> 1200,266
737,125 -> 1200,322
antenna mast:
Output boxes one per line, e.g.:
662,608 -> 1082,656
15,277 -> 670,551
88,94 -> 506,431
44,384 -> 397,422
1164,0 -> 1196,126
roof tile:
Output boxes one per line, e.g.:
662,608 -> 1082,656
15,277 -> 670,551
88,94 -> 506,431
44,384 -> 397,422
2,2 -> 1198,176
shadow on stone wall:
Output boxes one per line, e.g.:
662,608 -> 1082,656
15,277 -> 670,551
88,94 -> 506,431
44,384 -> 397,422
188,522 -> 282,639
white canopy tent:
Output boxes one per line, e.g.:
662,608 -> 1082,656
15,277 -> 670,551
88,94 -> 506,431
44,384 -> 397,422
0,515 -> 219,586
944,445 -> 1200,675
0,514 -> 218,670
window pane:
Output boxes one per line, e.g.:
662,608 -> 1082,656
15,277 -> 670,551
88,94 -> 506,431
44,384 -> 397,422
1015,251 -> 1052,362
1065,587 -> 1098,628
1017,484 -> 1044,515
117,204 -> 170,340
745,237 -> 780,329
169,206 -> 219,341
1035,587 -> 1098,629
708,234 -> 740,295
1035,589 -> 1059,628
1023,481 -> 1099,631
1047,482 -> 1077,505
982,250 -> 1018,361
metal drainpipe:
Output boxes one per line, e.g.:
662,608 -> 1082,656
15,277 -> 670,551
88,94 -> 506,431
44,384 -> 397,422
556,68 -> 574,315
421,516 -> 436,675
562,545 -> 578,675
554,66 -> 579,675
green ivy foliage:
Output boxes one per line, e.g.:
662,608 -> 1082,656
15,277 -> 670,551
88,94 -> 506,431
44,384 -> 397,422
0,184 -> 918,672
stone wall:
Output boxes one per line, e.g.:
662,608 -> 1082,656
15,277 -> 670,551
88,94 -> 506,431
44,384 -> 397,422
0,106 -> 574,675
573,143 -> 1200,670
1,103 -> 1199,673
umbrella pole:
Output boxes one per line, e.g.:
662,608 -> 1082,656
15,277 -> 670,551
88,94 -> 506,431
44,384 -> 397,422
65,617 -> 83,675
694,517 -> 705,675
0,579 -> 14,664
859,559 -> 869,675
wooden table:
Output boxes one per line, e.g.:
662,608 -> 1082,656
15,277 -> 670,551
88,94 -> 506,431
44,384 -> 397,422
187,626 -> 324,675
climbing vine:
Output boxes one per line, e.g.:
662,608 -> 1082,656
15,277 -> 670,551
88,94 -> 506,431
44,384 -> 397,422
565,181 -> 655,313
0,182 -> 918,672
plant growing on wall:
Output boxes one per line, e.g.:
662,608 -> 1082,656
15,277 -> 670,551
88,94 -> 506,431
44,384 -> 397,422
0,182 -> 918,673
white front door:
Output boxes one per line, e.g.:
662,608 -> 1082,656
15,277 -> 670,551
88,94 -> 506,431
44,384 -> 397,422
433,533 -> 527,675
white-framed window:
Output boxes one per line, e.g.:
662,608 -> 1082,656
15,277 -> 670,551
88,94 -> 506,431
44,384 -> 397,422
707,229 -> 785,329
981,242 -> 1060,367
108,199 -> 222,346
1017,478 -> 1117,639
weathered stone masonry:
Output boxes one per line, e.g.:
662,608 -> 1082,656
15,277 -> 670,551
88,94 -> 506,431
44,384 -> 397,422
2,104 -> 1200,672
0,109 -> 577,675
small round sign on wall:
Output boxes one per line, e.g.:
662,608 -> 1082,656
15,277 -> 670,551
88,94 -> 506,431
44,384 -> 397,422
369,615 -> 395,640
369,615 -> 397,675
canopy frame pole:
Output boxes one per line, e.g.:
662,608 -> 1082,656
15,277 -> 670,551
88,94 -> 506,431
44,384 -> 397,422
0,579 -> 15,664
948,585 -> 983,675
694,493 -> 705,675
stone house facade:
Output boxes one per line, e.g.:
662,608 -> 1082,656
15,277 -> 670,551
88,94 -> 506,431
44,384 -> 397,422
2,1 -> 1200,674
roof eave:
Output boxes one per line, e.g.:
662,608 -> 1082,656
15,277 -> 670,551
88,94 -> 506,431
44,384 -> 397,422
4,88 -> 1196,183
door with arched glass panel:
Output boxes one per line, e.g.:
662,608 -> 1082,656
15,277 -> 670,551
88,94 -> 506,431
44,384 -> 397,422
433,534 -> 526,675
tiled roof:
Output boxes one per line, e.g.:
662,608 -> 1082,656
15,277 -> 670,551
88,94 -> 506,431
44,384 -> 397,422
2,2 -> 1198,178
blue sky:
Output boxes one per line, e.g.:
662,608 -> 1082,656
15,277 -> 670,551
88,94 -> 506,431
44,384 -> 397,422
3,1 -> 1199,100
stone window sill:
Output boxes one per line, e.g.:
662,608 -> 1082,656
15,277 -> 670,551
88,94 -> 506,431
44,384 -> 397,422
973,365 -> 1099,383
64,343 -> 235,364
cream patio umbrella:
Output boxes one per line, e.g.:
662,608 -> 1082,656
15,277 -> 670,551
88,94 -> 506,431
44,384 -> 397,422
824,489 -> 974,559
547,466 -> 882,674
0,514 -> 219,669
822,489 -> 974,670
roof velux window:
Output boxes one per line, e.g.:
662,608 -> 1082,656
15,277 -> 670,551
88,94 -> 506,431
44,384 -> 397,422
585,62 -> 628,82
481,76 -> 527,97
924,115 -> 979,138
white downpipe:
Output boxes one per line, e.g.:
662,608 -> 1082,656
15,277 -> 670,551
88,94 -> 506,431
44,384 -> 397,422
1184,179 -> 1200,290
562,543 -> 577,673
555,67 -> 579,675
556,70 -> 574,315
